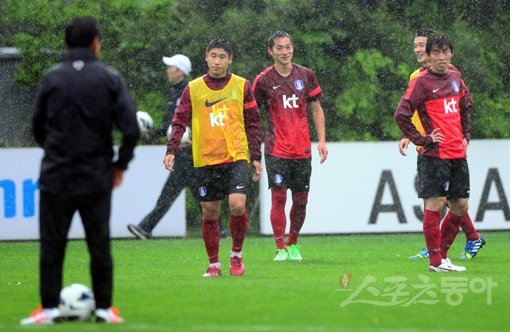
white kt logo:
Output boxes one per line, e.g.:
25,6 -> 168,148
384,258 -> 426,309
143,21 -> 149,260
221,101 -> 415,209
209,105 -> 228,127
443,98 -> 458,114
283,94 -> 299,109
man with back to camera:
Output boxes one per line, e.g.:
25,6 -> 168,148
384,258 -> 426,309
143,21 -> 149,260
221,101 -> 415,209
21,16 -> 138,325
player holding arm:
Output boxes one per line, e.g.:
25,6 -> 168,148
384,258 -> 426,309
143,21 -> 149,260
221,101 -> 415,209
395,35 -> 472,272
400,29 -> 485,261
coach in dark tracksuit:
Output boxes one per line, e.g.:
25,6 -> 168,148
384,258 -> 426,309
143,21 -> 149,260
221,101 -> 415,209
23,17 -> 139,325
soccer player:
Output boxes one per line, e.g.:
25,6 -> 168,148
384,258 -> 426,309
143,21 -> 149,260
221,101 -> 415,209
395,35 -> 471,272
399,29 -> 485,261
21,17 -> 138,324
252,31 -> 328,261
164,39 -> 262,277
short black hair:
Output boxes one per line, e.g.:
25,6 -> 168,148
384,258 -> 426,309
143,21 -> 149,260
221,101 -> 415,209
65,16 -> 100,48
206,39 -> 233,56
268,31 -> 293,48
415,28 -> 437,39
426,34 -> 454,54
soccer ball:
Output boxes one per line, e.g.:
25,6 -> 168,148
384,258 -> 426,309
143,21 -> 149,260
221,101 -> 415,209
59,283 -> 95,321
167,125 -> 191,145
136,111 -> 153,134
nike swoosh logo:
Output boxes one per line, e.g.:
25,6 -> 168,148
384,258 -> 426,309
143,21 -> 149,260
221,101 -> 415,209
433,88 -> 440,93
272,85 -> 280,90
205,97 -> 227,107
236,185 -> 245,189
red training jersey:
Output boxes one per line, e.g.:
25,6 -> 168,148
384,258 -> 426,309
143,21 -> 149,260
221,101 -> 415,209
252,64 -> 322,159
394,67 -> 472,159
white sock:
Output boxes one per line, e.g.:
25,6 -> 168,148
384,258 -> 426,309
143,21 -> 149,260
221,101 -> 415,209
231,251 -> 242,258
209,262 -> 221,268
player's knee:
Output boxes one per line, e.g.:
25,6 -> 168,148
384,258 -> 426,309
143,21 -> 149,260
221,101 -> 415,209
202,210 -> 220,220
449,199 -> 469,216
292,192 -> 308,207
230,206 -> 246,216
229,198 -> 246,216
424,197 -> 447,212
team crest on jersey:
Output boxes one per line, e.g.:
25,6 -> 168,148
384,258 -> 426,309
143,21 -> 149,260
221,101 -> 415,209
72,60 -> 85,71
273,174 -> 283,185
199,186 -> 207,197
294,80 -> 304,91
451,81 -> 460,93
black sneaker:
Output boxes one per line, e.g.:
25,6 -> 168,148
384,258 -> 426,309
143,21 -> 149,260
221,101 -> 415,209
127,224 -> 151,240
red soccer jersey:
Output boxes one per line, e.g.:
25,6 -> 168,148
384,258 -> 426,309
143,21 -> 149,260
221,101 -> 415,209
253,64 -> 322,159
394,68 -> 472,159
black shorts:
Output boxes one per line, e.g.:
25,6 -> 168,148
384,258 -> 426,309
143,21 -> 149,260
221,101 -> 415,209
265,155 -> 312,192
195,160 -> 249,202
417,155 -> 470,199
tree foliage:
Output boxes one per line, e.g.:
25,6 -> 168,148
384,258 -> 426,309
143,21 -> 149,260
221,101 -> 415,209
2,0 -> 509,141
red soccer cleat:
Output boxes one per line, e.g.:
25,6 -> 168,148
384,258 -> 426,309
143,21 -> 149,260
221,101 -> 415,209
229,256 -> 245,276
203,265 -> 222,277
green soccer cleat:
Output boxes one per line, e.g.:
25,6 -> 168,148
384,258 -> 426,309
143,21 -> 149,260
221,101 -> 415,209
273,248 -> 289,261
287,244 -> 302,261
409,248 -> 429,260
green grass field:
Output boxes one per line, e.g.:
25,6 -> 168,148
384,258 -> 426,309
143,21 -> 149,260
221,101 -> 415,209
1,232 -> 509,331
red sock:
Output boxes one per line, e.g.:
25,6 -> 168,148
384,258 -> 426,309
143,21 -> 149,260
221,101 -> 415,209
286,192 -> 308,246
440,211 -> 462,258
459,213 -> 479,241
423,209 -> 442,266
230,211 -> 248,253
270,189 -> 287,249
201,218 -> 220,263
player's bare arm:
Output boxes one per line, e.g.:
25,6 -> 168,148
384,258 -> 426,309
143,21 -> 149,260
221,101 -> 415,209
311,100 -> 328,163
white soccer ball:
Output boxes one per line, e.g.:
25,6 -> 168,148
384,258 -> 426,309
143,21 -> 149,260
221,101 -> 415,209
136,111 -> 153,134
59,283 -> 95,321
167,125 -> 191,145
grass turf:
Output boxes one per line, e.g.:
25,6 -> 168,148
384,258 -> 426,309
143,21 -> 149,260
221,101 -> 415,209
1,232 -> 508,331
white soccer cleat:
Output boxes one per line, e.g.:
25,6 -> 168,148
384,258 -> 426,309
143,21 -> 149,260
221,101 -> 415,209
429,258 -> 466,272
95,307 -> 124,323
20,306 -> 60,325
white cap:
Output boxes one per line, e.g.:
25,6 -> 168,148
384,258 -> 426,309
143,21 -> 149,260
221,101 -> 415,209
162,54 -> 191,76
